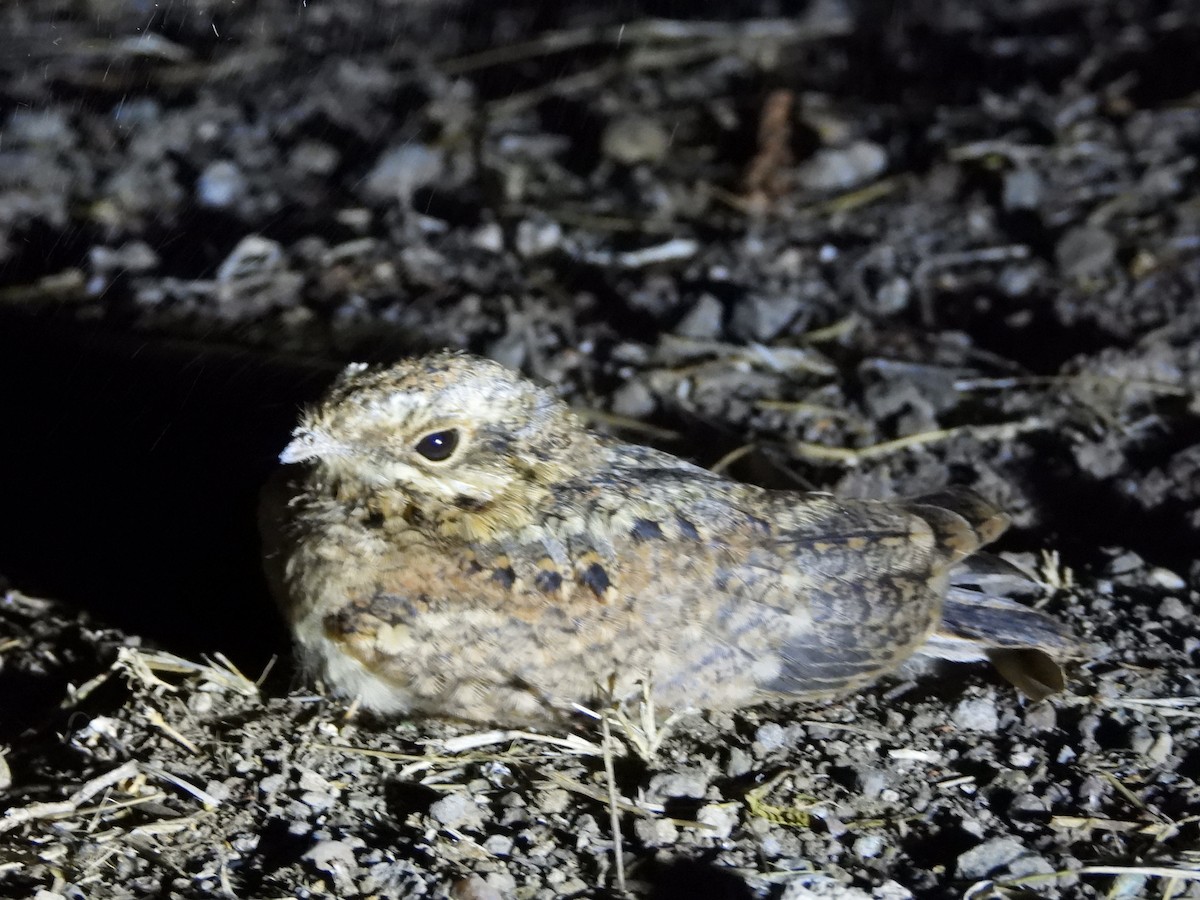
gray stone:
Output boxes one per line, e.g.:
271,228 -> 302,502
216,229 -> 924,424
696,803 -> 738,840
1056,225 -> 1117,280
796,141 -> 887,192
360,143 -> 445,204
514,218 -> 563,257
781,879 -> 872,899
730,293 -> 803,342
196,160 -> 247,208
633,817 -> 679,846
6,110 -> 76,149
646,769 -> 709,801
1002,167 -> 1043,210
289,140 -> 340,176
956,836 -> 1027,879
674,293 -> 725,339
302,839 -> 358,892
482,834 -> 513,856
754,722 -> 787,753
953,696 -> 1000,733
854,834 -> 885,858
429,793 -> 485,829
602,115 -> 671,166
449,875 -> 504,900
611,379 -> 656,420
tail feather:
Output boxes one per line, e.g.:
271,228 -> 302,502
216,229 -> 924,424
950,552 -> 1041,596
986,649 -> 1067,701
904,488 -> 1011,567
924,585 -> 1080,701
908,488 -> 1011,546
939,587 -> 1077,652
893,488 -> 1077,700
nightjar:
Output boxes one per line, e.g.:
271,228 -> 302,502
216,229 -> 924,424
260,351 -> 1076,727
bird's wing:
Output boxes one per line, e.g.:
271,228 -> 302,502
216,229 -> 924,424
727,493 -> 959,698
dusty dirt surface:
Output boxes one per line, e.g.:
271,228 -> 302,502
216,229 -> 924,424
2,1 -> 1200,898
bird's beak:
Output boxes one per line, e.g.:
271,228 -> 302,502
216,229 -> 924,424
279,428 -> 346,464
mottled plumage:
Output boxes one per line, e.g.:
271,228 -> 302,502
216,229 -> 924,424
261,352 -> 1076,727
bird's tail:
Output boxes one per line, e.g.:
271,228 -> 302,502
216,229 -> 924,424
904,490 -> 1080,700
902,488 -> 1011,567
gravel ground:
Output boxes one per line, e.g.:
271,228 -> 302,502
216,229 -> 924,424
1,1 -> 1199,898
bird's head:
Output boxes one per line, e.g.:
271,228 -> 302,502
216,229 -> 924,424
281,352 -> 595,520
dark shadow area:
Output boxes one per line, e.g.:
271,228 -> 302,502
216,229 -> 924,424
0,313 -> 340,671
902,818 -> 977,871
647,858 -> 755,900
1023,427 -> 1200,578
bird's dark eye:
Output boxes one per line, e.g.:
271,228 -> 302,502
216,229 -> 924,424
414,429 -> 459,462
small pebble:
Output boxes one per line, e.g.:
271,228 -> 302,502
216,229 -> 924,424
1129,723 -> 1155,755
1107,550 -> 1144,576
696,803 -> 738,840
289,140 -> 340,176
1056,225 -> 1117,280
997,262 -> 1041,297
1008,853 -> 1055,878
1150,568 -> 1187,592
450,874 -> 503,900
874,881 -> 914,900
302,840 -> 357,886
795,141 -> 888,192
854,834 -> 884,858
857,769 -> 889,801
7,110 -> 76,148
1147,732 -> 1173,765
299,770 -> 335,793
601,114 -> 671,166
196,160 -> 247,209
486,331 -> 528,372
726,747 -> 753,778
633,817 -> 679,847
873,276 -> 911,314
1002,167 -> 1043,211
1009,793 -> 1048,815
90,241 -> 159,275
646,769 -> 709,801
754,722 -> 788,753
471,222 -> 504,253
781,880 -> 871,900
216,234 -> 285,282
1024,702 -> 1057,732
535,788 -> 570,814
1108,873 -> 1150,899
729,292 -> 804,341
514,219 -> 562,257
952,696 -> 1000,733
956,836 -> 1026,879
300,791 -> 336,813
360,143 -> 445,204
430,793 -> 485,829
673,293 -> 724,339
1008,747 -> 1036,768
482,834 -> 513,856
611,379 -> 657,420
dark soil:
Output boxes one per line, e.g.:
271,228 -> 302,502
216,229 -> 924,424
1,1 -> 1199,898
